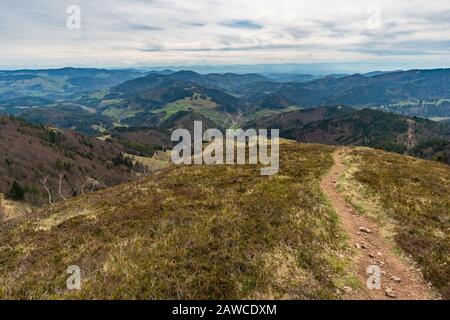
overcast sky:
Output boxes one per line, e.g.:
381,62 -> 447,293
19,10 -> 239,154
1,0 -> 450,72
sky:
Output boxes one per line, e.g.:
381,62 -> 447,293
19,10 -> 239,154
1,0 -> 450,73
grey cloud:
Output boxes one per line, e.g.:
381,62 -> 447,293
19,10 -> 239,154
221,20 -> 263,30
129,24 -> 163,31
137,45 -> 165,52
146,43 -> 325,52
2,0 -> 450,69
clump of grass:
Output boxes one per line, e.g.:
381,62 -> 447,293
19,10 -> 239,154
340,147 -> 450,298
0,143 -> 353,299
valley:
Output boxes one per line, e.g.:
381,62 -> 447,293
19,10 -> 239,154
2,68 -> 450,166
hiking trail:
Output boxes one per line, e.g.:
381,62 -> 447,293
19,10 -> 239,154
320,148 -> 435,300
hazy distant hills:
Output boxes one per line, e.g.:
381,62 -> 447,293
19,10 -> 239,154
3,67 -> 450,122
248,69 -> 450,111
0,67 -> 144,102
99,68 -> 450,120
0,67 -> 450,165
262,73 -> 319,83
311,69 -> 450,105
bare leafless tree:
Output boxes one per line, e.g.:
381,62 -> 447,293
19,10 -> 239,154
40,175 -> 54,206
58,173 -> 67,200
81,175 -> 104,195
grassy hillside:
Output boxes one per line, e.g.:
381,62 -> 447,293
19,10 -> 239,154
0,143 -> 355,299
0,142 -> 448,299
338,148 -> 450,298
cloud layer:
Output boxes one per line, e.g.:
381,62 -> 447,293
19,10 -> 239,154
1,0 -> 450,71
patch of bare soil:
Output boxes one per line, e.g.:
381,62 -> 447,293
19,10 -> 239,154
0,193 -> 34,222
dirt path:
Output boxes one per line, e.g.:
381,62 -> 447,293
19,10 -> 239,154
320,148 -> 435,300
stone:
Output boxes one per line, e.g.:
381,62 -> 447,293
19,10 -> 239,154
375,260 -> 385,267
358,227 -> 372,234
385,288 -> 397,298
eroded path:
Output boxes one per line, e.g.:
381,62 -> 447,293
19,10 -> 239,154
320,148 -> 434,300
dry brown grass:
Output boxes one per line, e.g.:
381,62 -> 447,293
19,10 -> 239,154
0,143 -> 356,300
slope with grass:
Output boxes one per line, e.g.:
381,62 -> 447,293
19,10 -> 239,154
0,143 -> 356,299
0,142 -> 448,300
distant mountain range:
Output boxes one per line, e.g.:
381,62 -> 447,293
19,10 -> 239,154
84,68 -> 450,120
0,67 -> 144,102
0,67 -> 449,166
2,67 -> 450,122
